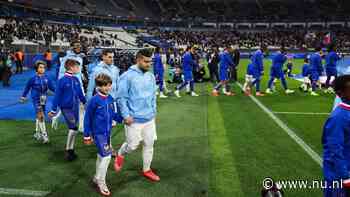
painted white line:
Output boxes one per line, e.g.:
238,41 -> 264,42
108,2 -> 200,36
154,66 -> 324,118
236,82 -> 323,167
0,188 -> 50,196
273,111 -> 330,115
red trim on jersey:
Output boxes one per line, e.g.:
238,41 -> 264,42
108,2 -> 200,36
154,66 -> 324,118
97,92 -> 108,99
64,72 -> 73,77
339,102 -> 350,110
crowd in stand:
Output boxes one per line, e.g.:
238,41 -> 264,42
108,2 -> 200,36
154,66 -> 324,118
0,17 -> 116,48
114,51 -> 136,73
155,30 -> 350,50
157,0 -> 350,22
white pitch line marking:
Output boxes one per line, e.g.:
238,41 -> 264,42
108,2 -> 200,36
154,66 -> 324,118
0,188 -> 50,196
236,82 -> 323,167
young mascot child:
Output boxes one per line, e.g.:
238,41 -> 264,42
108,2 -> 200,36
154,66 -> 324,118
84,73 -> 122,196
21,60 -> 55,143
49,58 -> 87,161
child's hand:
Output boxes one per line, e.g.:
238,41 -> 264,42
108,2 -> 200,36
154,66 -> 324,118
83,137 -> 93,145
19,97 -> 27,103
48,111 -> 56,118
112,120 -> 117,127
124,117 -> 134,126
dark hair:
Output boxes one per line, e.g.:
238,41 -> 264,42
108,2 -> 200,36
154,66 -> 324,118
95,73 -> 112,87
334,75 -> 350,96
34,60 -> 46,71
304,57 -> 309,63
71,40 -> 81,48
155,47 -> 161,53
102,49 -> 113,56
136,49 -> 153,59
64,59 -> 79,70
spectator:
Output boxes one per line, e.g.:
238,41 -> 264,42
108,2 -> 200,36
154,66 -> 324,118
2,52 -> 12,87
15,49 -> 24,74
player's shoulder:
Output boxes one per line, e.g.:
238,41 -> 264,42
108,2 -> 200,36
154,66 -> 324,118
29,75 -> 37,81
332,105 -> 350,122
72,75 -> 81,83
58,76 -> 67,83
146,71 -> 156,80
119,69 -> 134,82
89,95 -> 98,104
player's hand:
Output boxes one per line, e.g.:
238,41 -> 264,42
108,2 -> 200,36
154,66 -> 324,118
19,97 -> 27,103
124,117 -> 134,126
83,137 -> 93,145
112,120 -> 117,127
48,111 -> 56,118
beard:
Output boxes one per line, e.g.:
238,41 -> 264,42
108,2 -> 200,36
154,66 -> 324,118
139,66 -> 148,73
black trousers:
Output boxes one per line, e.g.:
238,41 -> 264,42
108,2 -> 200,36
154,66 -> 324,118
208,63 -> 219,83
229,67 -> 238,82
2,67 -> 11,86
15,60 -> 23,74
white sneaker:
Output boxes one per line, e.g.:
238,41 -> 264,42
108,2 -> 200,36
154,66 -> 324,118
310,91 -> 319,96
174,90 -> 181,98
51,116 -> 59,130
155,91 -> 159,96
33,132 -> 42,141
285,89 -> 295,94
191,92 -> 199,97
266,88 -> 273,94
159,92 -> 168,98
93,177 -> 99,185
41,132 -> 49,144
93,177 -> 111,196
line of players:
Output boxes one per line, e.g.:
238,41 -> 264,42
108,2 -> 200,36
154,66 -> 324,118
154,44 -> 340,99
242,44 -> 339,97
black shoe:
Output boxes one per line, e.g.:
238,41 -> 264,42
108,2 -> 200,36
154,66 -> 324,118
65,150 -> 78,161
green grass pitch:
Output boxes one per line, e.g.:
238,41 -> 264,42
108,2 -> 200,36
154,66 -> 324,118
0,59 -> 334,196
